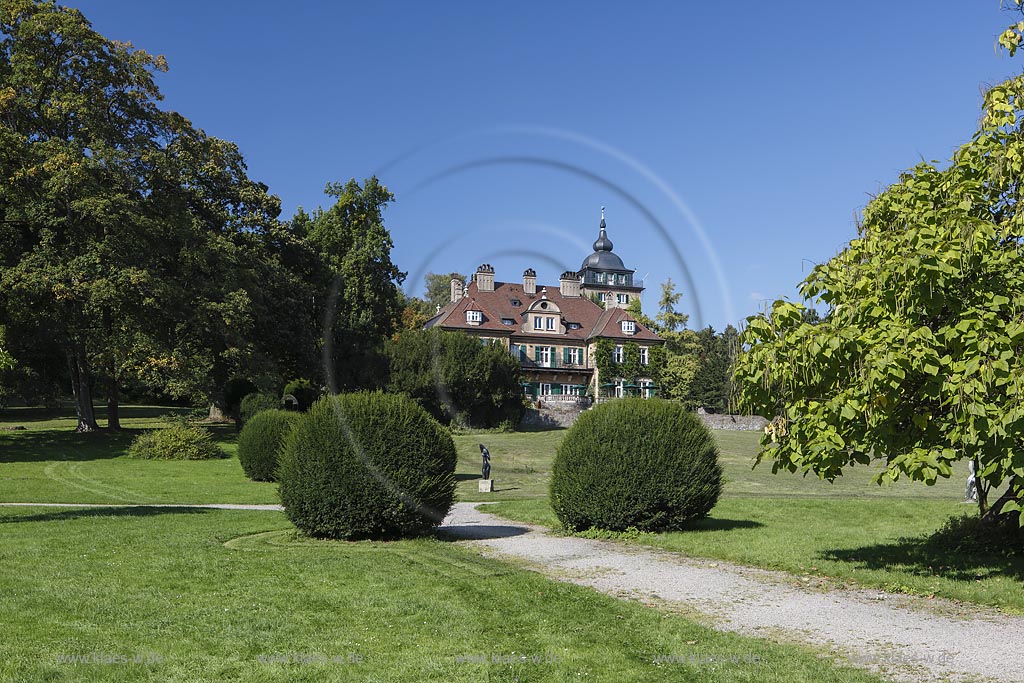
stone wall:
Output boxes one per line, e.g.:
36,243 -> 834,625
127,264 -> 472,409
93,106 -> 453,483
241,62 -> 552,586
519,401 -> 585,428
696,411 -> 768,431
519,403 -> 770,431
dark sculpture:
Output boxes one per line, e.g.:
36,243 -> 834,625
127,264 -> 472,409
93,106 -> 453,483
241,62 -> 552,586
479,444 -> 491,480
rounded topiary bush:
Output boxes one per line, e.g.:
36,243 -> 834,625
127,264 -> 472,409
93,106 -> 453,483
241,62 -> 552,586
551,398 -> 723,532
128,423 -> 225,460
238,392 -> 280,427
237,409 -> 301,482
282,378 -> 319,411
278,392 -> 458,540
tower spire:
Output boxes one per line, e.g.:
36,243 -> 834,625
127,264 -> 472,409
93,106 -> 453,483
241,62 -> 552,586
593,206 -> 612,251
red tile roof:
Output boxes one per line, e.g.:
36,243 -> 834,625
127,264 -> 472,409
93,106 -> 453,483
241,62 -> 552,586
427,280 -> 662,343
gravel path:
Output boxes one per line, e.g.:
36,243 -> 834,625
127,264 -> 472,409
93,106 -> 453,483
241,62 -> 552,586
7,500 -> 1023,681
442,502 -> 1024,683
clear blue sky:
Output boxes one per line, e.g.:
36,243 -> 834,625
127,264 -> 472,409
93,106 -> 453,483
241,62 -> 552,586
75,0 -> 1018,330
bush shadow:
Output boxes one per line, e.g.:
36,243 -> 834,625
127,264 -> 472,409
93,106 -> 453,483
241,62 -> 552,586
680,517 -> 765,533
436,523 -> 531,541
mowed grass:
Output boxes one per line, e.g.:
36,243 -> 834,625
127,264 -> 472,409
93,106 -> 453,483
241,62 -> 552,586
0,506 -> 887,683
0,406 -> 278,505
3,406 -> 1020,614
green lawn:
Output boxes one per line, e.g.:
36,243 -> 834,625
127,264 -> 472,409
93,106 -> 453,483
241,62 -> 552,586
2,401 -> 1015,667
0,406 -> 278,505
0,505 -> 886,682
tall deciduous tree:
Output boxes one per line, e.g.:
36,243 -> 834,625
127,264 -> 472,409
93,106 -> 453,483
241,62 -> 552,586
0,0 -> 284,429
736,7 -> 1024,524
308,178 -> 406,391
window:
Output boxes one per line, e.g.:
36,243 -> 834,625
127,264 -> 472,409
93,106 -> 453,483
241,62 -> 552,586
523,384 -> 533,397
540,383 -> 552,396
565,347 -> 581,365
545,316 -> 555,331
466,310 -> 482,323
501,318 -> 515,325
537,346 -> 552,367
567,322 -> 580,330
614,380 -> 624,398
510,299 -> 522,307
640,380 -> 654,398
639,346 -> 649,365
598,293 -> 606,302
616,293 -> 629,304
621,320 -> 636,334
511,344 -> 520,359
561,384 -> 576,396
613,345 -> 624,363
533,316 -> 542,330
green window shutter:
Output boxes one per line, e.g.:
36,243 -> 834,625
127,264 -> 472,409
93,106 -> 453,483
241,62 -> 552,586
563,347 -> 569,363
534,347 -> 540,362
520,346 -> 526,361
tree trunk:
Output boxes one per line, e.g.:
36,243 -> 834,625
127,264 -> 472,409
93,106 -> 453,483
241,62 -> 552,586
106,377 -> 121,430
68,349 -> 98,432
103,308 -> 121,430
983,476 -> 1021,523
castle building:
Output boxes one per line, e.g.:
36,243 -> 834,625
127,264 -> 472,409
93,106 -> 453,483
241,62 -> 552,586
426,210 -> 663,400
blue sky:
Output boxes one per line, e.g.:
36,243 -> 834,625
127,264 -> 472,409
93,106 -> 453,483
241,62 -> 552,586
75,1 -> 1019,330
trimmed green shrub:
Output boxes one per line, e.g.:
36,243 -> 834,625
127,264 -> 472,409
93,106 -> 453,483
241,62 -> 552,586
551,398 -> 722,532
282,378 -> 319,411
238,392 -> 280,426
278,392 -> 457,540
128,422 -> 225,460
237,409 -> 300,481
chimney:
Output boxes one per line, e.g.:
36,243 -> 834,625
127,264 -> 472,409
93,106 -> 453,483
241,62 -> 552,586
523,268 -> 536,295
559,271 -> 581,297
449,276 -> 464,303
475,263 -> 495,292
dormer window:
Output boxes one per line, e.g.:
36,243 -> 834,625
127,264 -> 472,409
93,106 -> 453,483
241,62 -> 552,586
533,316 -> 543,330
545,317 -> 555,331
621,320 -> 636,334
567,323 -> 580,330
510,299 -> 522,307
501,318 -> 515,326
466,310 -> 482,324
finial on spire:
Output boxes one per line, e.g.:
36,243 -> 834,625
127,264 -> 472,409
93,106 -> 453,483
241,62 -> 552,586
600,206 -> 606,230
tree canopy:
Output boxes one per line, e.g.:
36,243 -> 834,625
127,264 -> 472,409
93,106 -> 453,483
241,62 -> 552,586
735,7 -> 1024,523
0,1 -> 403,428
386,328 -> 524,428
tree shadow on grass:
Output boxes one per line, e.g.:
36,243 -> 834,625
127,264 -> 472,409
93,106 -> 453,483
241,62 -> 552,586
0,506 -> 210,524
821,532 -> 1024,583
0,429 -> 141,463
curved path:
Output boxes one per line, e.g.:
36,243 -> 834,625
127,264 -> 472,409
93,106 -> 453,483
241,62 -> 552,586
441,503 -> 1024,683
5,500 -> 1022,681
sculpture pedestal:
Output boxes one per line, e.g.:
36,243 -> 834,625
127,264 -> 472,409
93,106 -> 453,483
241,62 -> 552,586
478,479 -> 494,493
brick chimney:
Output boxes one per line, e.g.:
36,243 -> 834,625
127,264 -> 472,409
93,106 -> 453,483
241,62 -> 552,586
475,263 -> 495,292
523,268 -> 536,295
559,271 -> 581,297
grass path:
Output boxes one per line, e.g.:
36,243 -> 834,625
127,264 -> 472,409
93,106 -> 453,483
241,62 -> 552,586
443,503 -> 1024,683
